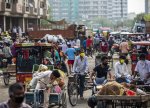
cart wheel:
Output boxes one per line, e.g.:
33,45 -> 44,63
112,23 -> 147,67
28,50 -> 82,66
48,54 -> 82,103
68,82 -> 78,106
62,92 -> 67,108
3,73 -> 10,86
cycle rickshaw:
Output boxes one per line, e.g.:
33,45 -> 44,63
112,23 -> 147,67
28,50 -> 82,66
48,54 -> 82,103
15,43 -> 67,108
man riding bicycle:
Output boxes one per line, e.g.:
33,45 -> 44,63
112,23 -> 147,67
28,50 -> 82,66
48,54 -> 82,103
72,49 -> 88,99
90,56 -> 112,85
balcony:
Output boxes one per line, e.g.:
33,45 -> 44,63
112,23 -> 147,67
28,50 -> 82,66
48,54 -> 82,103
39,8 -> 48,19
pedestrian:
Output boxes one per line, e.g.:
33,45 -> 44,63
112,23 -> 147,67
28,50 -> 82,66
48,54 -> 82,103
86,36 -> 93,57
18,26 -> 22,38
72,49 -> 88,99
82,37 -> 87,53
61,42 -> 68,53
119,39 -> 129,64
108,36 -> 114,51
2,42 -> 12,65
65,44 -> 76,74
76,38 -> 81,48
0,82 -> 31,108
100,38 -> 108,53
12,26 -> 17,40
119,39 -> 129,55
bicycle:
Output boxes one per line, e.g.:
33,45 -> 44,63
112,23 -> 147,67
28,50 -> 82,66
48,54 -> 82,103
67,72 -> 91,106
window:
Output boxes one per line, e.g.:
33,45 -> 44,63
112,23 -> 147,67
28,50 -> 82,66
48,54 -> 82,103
25,0 -> 29,11
40,2 -> 45,8
5,0 -> 11,9
13,0 -> 18,4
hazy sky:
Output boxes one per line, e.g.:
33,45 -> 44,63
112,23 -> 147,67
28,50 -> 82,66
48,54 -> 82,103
128,0 -> 145,14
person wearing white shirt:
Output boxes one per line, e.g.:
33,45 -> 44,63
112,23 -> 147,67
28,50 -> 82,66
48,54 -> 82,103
134,54 -> 150,84
115,55 -> 131,83
61,42 -> 68,53
29,69 -> 61,90
29,68 -> 61,108
72,50 -> 88,99
76,38 -> 81,48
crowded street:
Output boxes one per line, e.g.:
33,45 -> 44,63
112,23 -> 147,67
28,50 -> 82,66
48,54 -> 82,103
1,0 -> 150,108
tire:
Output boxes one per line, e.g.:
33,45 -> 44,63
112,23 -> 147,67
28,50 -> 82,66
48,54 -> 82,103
3,73 -> 10,86
59,92 -> 67,108
68,82 -> 78,106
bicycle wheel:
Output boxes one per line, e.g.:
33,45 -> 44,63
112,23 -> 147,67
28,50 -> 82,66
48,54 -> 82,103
3,73 -> 10,86
59,92 -> 67,108
68,82 -> 78,106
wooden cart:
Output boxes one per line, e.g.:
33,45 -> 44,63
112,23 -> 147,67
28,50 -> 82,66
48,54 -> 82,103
96,95 -> 150,108
2,64 -> 16,85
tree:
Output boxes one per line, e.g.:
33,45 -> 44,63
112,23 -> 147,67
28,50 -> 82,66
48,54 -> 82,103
91,17 -> 113,27
134,13 -> 145,23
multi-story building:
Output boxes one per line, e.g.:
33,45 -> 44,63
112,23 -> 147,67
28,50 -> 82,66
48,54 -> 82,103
145,0 -> 150,14
49,0 -> 128,23
49,0 -> 78,22
0,0 -> 49,32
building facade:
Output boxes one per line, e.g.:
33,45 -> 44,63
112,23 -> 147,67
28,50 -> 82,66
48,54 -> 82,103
49,0 -> 128,23
0,0 -> 49,32
49,0 -> 78,22
145,0 -> 150,14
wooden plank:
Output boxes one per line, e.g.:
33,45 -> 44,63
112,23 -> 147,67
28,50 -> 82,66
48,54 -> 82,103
96,95 -> 150,101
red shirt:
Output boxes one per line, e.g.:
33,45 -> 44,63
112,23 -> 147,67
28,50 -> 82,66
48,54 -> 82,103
100,42 -> 108,52
86,39 -> 93,47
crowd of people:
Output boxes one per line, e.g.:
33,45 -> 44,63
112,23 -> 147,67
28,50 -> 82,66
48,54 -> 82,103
0,28 -> 150,108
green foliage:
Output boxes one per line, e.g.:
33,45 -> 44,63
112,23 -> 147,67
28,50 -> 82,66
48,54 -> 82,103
134,13 -> 145,22
144,14 -> 150,21
92,17 -> 113,27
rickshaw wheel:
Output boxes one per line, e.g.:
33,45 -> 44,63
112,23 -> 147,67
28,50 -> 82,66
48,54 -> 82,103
59,92 -> 67,108
68,82 -> 78,106
3,73 -> 10,86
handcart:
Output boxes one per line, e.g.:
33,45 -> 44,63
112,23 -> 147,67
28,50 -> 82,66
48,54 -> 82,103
96,95 -> 150,108
1,64 -> 16,86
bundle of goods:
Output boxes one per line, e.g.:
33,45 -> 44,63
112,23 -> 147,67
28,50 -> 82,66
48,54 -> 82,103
98,81 -> 146,96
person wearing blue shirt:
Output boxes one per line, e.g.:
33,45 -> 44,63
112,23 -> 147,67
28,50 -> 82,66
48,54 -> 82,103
82,38 -> 87,52
65,44 -> 76,74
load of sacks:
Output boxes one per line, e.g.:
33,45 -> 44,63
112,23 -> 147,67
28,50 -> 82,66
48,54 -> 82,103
97,81 -> 146,96
41,34 -> 66,43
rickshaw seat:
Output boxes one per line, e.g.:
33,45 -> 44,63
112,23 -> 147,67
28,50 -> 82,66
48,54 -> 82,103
32,64 -> 54,73
32,64 -> 39,73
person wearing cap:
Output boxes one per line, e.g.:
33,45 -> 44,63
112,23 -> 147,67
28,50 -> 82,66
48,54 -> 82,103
115,55 -> 131,83
134,54 -> 150,84
72,49 -> 88,99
